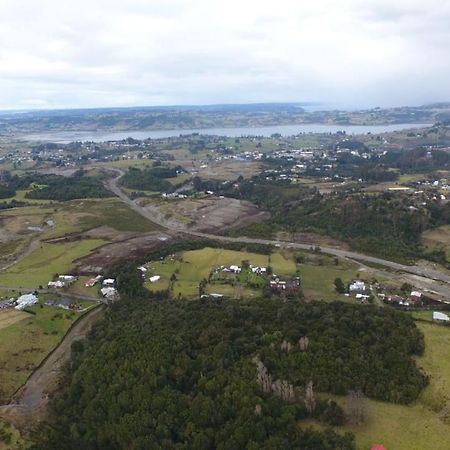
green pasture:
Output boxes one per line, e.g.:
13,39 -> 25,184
0,239 -> 106,288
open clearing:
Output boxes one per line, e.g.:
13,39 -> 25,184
304,321 -> 450,450
0,239 -> 106,288
150,196 -> 269,233
347,322 -> 450,450
0,303 -> 79,402
422,225 -> 450,262
0,310 -> 27,331
145,247 -> 297,298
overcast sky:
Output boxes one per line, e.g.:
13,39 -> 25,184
1,0 -> 449,110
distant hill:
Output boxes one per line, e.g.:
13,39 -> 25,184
0,102 -> 444,134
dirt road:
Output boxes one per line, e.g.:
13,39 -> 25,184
0,304 -> 105,430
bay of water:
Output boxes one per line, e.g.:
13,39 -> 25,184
22,123 -> 431,143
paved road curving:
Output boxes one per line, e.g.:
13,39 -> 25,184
107,170 -> 450,287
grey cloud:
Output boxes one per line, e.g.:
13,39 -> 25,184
0,0 -> 450,109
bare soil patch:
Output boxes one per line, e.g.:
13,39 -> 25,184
155,197 -> 269,233
72,232 -> 176,273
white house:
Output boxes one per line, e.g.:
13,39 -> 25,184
229,265 -> 241,274
433,311 -> 450,322
149,275 -> 161,283
103,278 -> 115,286
48,280 -> 65,288
59,275 -> 76,282
15,293 -> 38,310
101,287 -> 117,299
349,280 -> 366,293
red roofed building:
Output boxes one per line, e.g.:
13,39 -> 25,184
371,445 -> 387,450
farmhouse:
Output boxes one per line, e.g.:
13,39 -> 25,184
59,275 -> 76,283
270,277 -> 300,293
149,275 -> 161,283
45,298 -> 73,310
229,265 -> 242,274
48,280 -> 65,288
433,311 -> 450,323
0,298 -> 15,310
101,287 -> 117,299
349,280 -> 366,294
85,275 -> 102,287
15,293 -> 38,310
250,265 -> 267,274
103,278 -> 115,287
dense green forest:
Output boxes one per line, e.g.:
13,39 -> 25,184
32,250 -> 427,449
120,166 -> 180,192
191,176 -> 450,262
0,170 -> 113,201
25,171 -> 113,201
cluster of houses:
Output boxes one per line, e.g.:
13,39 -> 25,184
269,276 -> 301,293
44,298 -> 83,311
217,264 -> 268,275
85,275 -> 118,299
48,274 -> 77,288
161,192 -> 188,199
381,290 -> 423,307
138,265 -> 161,283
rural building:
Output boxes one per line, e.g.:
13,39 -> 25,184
0,298 -> 15,310
48,280 -> 65,288
103,278 -> 115,287
85,275 -> 102,287
349,280 -> 366,294
15,293 -> 38,310
59,275 -> 76,283
270,277 -> 300,293
149,275 -> 161,283
229,265 -> 242,274
101,287 -> 117,299
433,311 -> 450,323
45,298 -> 72,310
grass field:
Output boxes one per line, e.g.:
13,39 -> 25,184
145,247 -> 297,298
1,189 -> 53,205
0,310 -> 28,331
0,239 -> 106,288
299,255 -> 362,301
66,276 -> 101,298
422,225 -> 450,262
0,303 -> 77,402
0,199 -> 159,247
72,199 -> 160,233
302,322 -> 450,450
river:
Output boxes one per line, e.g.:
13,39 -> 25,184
21,123 -> 431,143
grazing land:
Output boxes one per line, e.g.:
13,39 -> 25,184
0,303 -> 86,402
332,321 -> 450,450
0,239 -> 106,288
144,246 -> 296,298
422,225 -> 450,262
